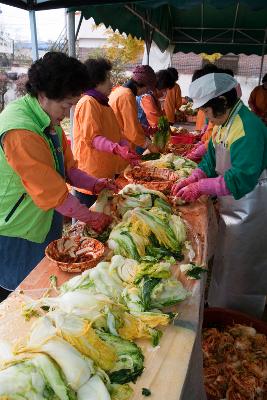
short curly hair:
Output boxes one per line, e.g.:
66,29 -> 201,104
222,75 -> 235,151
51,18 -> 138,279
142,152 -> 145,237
26,52 -> 89,99
167,67 -> 179,82
156,69 -> 175,90
84,58 -> 112,89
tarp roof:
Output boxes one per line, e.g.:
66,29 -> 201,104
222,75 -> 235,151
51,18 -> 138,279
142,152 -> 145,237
2,0 -> 267,55
74,0 -> 267,55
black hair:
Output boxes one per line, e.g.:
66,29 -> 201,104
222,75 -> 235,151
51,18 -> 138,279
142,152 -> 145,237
202,88 -> 238,117
223,68 -> 234,77
84,58 -> 112,89
123,78 -> 145,96
26,51 -> 89,99
156,69 -> 175,90
262,73 -> 267,84
167,67 -> 178,82
192,64 -> 219,82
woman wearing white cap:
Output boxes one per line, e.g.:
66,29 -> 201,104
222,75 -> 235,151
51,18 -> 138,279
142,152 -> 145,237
171,72 -> 267,318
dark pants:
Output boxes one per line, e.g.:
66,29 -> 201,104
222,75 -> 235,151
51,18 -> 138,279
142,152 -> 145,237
0,286 -> 11,302
74,190 -> 97,208
0,211 -> 63,291
136,146 -> 145,155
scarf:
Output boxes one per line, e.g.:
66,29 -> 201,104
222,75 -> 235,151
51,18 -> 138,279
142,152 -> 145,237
85,89 -> 109,106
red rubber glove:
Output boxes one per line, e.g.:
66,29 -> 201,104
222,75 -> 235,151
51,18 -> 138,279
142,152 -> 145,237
93,178 -> 118,194
113,144 -> 140,165
176,176 -> 230,202
56,193 -> 112,232
143,125 -> 159,138
171,168 -> 207,197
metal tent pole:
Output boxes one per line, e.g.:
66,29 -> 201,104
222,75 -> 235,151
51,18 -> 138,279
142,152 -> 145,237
143,21 -> 154,66
75,12 -> 83,41
66,9 -> 77,224
145,38 -> 151,65
29,10 -> 38,61
67,10 -> 76,58
258,29 -> 267,85
66,8 -> 76,150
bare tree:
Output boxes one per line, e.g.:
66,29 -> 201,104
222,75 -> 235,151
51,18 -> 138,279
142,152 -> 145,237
15,73 -> 28,97
0,73 -> 8,112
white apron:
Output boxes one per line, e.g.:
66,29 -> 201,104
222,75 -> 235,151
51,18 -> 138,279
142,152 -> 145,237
208,102 -> 267,318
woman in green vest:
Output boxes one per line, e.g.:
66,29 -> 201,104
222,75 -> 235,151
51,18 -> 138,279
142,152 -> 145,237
0,52 -> 113,301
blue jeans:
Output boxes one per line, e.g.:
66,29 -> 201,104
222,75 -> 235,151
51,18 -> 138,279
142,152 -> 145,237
136,146 -> 145,155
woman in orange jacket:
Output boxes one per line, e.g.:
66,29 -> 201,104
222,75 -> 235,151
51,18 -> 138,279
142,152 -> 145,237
137,69 -> 175,129
164,67 -> 182,124
73,58 -> 140,208
109,65 -> 158,153
248,73 -> 267,125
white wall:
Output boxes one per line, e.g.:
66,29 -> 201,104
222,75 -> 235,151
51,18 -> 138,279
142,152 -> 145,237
78,37 -> 106,49
178,74 -> 257,106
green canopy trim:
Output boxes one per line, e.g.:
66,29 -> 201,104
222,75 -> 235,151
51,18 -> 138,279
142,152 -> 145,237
72,0 -> 267,55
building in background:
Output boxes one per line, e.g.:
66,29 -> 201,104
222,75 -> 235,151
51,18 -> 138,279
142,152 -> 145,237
76,16 -> 109,60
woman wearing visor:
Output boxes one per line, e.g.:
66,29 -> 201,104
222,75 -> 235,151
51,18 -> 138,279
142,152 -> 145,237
171,72 -> 267,318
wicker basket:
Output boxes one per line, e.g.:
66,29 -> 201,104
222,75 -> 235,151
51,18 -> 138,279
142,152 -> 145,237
167,143 -> 195,156
124,164 -> 178,193
45,236 -> 104,273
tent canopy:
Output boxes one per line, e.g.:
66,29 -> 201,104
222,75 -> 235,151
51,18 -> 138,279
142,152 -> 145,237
2,0 -> 267,55
74,0 -> 267,55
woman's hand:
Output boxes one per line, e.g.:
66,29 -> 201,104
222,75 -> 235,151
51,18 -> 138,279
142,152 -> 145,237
55,193 -> 112,232
171,168 -> 207,197
93,178 -> 117,194
113,144 -> 140,165
85,211 -> 112,233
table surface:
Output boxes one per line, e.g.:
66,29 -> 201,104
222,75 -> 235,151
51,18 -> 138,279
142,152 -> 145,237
0,198 -> 212,400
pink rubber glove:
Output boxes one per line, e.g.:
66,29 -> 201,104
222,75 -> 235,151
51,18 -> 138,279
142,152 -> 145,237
113,144 -> 140,165
93,136 -> 140,165
67,168 -> 98,192
171,168 -> 207,196
67,168 -> 116,194
186,143 -> 207,162
92,135 -> 116,153
56,193 -> 112,232
93,178 -> 118,194
176,176 -> 230,202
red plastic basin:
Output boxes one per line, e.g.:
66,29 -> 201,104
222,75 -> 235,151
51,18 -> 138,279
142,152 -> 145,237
170,134 -> 198,144
203,307 -> 267,334
203,307 -> 267,400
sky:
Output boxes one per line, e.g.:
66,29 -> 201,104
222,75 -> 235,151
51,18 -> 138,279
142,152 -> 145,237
0,4 -> 66,42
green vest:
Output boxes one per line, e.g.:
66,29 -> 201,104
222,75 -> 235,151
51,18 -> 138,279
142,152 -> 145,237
0,94 -> 63,243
